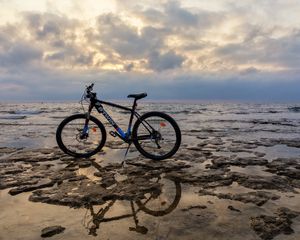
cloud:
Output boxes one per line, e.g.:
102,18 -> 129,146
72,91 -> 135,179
0,41 -> 42,68
147,51 -> 184,71
95,14 -> 168,61
0,0 -> 300,101
215,29 -> 300,69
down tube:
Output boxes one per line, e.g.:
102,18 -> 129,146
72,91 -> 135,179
96,105 -> 126,138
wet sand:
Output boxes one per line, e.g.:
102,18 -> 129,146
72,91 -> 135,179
1,102 -> 300,239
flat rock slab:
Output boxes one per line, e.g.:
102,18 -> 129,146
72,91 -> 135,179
210,156 -> 268,169
29,177 -> 162,207
266,158 -> 300,180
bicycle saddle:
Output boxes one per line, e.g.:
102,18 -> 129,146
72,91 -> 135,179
127,93 -> 147,100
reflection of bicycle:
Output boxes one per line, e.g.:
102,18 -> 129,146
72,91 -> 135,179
83,178 -> 181,236
56,83 -> 181,160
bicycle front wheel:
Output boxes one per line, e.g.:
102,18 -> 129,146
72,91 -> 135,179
132,112 -> 181,160
56,114 -> 106,158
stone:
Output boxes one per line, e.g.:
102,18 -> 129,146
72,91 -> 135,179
228,205 -> 241,212
181,205 -> 207,211
41,226 -> 65,238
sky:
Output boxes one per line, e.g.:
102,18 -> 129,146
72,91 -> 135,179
0,0 -> 300,101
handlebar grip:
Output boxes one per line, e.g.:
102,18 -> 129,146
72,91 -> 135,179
86,83 -> 94,92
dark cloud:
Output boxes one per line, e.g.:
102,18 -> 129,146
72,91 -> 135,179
1,66 -> 300,102
215,29 -> 300,68
96,14 -> 166,60
23,12 -> 79,41
147,51 -> 184,71
239,67 -> 260,75
0,41 -> 42,67
164,1 -> 199,27
124,62 -> 134,71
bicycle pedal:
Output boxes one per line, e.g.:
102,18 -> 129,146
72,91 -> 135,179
109,131 -> 117,137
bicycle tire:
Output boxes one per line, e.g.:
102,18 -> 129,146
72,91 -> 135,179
132,111 -> 181,160
56,114 -> 106,158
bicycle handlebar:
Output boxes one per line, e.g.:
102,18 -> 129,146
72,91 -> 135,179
86,83 -> 94,92
84,83 -> 96,99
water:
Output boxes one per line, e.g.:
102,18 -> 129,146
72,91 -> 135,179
1,101 -> 300,148
1,101 -> 300,239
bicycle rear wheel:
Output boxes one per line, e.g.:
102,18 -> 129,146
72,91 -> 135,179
56,114 -> 106,158
132,111 -> 181,160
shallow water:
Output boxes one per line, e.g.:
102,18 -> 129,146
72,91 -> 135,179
1,101 -> 300,148
1,101 -> 300,239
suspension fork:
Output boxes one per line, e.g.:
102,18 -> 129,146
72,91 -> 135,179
83,103 -> 94,135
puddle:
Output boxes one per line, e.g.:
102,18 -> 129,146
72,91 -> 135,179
229,165 -> 274,177
257,144 -> 300,161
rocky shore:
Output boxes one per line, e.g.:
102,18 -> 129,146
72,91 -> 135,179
1,134 -> 300,239
1,102 -> 300,239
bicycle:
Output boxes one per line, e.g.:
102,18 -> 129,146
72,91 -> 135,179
56,83 -> 181,160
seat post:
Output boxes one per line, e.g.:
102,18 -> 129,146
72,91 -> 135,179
126,99 -> 137,138
132,99 -> 137,111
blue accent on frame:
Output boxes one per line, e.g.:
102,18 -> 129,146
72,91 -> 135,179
83,124 -> 89,134
117,127 -> 126,138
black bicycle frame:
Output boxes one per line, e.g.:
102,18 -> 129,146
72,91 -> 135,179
87,98 -> 153,143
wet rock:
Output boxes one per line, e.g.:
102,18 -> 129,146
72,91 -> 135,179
266,158 -> 300,180
166,169 -> 233,188
250,207 -> 299,240
251,119 -> 296,127
124,158 -> 191,175
0,178 -> 39,190
9,179 -> 55,196
30,180 -> 108,207
50,170 -> 86,183
288,106 -> 300,112
234,174 -> 296,192
6,149 -> 64,163
103,177 -> 162,201
0,147 -> 21,156
254,152 -> 266,158
210,156 -> 268,169
129,225 -> 148,234
199,189 -> 280,206
228,205 -> 241,212
41,225 -> 65,238
272,138 -> 300,148
100,173 -> 117,188
105,140 -> 127,149
186,147 -> 205,152
173,150 -> 207,163
0,166 -> 26,175
29,175 -> 162,207
181,205 -> 207,211
78,161 -> 92,168
227,146 -> 252,153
